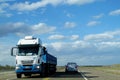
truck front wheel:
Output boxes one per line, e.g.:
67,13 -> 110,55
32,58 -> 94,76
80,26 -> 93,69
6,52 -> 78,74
16,73 -> 22,78
40,64 -> 46,77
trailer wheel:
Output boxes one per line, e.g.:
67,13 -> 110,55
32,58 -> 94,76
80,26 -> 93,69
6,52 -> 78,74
16,73 -> 22,78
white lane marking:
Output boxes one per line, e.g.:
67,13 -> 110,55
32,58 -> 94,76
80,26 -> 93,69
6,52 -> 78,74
6,78 -> 17,80
78,70 -> 88,80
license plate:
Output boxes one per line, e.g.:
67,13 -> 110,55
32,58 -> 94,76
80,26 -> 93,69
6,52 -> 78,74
25,66 -> 31,69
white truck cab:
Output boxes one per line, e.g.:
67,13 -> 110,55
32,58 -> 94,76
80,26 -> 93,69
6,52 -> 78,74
11,36 -> 43,78
11,36 -> 57,78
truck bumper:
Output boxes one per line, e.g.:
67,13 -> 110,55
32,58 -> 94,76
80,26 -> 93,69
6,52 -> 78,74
15,64 -> 41,74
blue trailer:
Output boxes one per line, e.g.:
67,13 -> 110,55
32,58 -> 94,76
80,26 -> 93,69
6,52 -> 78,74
40,47 -> 57,76
11,36 -> 57,78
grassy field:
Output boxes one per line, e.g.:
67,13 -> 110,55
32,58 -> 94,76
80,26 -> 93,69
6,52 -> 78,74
87,64 -> 120,75
0,65 -> 14,72
57,64 -> 120,76
56,66 -> 66,72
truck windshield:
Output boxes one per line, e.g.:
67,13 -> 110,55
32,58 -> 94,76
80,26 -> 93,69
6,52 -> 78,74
18,47 -> 39,56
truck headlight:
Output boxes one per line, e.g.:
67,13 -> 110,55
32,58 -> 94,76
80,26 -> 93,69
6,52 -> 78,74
16,66 -> 20,70
16,64 -> 21,70
36,65 -> 40,69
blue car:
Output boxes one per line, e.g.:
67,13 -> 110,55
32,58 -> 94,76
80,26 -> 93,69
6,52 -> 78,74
65,62 -> 78,72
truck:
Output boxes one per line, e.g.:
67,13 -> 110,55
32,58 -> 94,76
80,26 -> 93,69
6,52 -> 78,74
11,36 -> 57,78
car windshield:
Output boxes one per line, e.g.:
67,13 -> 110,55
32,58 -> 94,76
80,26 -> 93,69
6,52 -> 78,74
18,47 -> 39,56
67,63 -> 77,66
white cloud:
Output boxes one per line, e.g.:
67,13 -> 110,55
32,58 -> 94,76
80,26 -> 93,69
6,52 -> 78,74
11,0 -> 62,11
66,13 -> 74,18
0,22 -> 56,37
84,30 -> 120,41
72,40 -> 91,49
50,42 -> 64,51
46,40 -> 93,54
0,3 -> 9,13
93,13 -> 104,19
45,38 -> 120,65
48,34 -> 65,40
11,0 -> 97,11
48,34 -> 80,40
84,33 -> 113,41
64,22 -> 76,28
0,3 -> 13,17
0,43 -> 15,65
87,21 -> 100,26
0,22 -> 27,37
5,13 -> 12,17
64,10 -> 74,18
98,42 -> 120,51
0,12 -> 12,17
70,35 -> 79,40
109,9 -> 120,16
11,1 -> 41,11
64,0 -> 96,5
32,23 -> 56,34
0,8 -> 5,13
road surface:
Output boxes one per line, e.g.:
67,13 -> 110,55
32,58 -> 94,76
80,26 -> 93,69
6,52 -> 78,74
0,67 -> 120,80
80,67 -> 120,80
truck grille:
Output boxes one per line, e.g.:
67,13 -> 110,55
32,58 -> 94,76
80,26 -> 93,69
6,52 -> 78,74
23,65 -> 32,71
23,68 -> 32,71
21,60 -> 33,65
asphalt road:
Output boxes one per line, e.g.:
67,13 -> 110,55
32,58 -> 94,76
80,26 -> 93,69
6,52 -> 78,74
0,69 -> 85,80
0,67 -> 120,80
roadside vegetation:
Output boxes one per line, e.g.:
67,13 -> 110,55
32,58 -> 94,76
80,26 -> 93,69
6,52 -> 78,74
93,64 -> 120,75
57,66 -> 65,71
0,65 -> 14,71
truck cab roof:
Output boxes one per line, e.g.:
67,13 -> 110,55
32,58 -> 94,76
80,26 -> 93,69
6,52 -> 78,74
17,36 -> 42,46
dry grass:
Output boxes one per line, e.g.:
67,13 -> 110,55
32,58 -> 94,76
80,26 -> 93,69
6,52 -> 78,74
94,64 -> 120,75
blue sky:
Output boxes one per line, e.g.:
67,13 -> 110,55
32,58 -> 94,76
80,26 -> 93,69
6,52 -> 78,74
0,0 -> 120,66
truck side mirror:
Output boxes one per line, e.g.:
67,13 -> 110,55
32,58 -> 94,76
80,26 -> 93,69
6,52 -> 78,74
11,47 -> 18,56
40,54 -> 42,57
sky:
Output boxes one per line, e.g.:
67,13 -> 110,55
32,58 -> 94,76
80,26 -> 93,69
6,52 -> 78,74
0,0 -> 120,66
